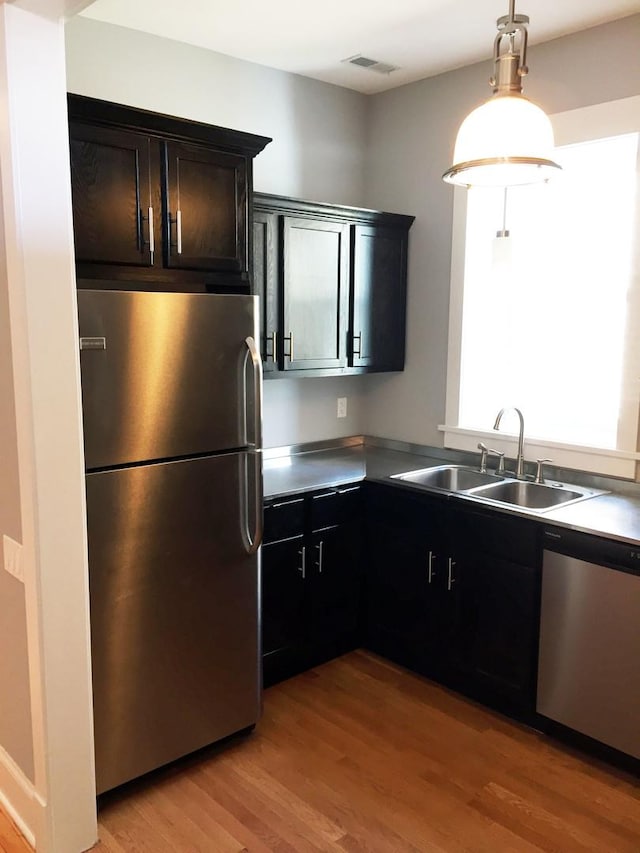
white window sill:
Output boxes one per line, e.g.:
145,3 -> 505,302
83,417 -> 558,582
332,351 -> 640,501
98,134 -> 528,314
438,425 -> 640,480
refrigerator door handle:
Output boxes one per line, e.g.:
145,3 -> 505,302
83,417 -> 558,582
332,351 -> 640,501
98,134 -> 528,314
241,336 -> 263,554
244,336 -> 263,450
241,450 -> 263,554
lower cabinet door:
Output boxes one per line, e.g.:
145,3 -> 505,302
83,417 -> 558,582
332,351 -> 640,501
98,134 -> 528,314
261,536 -> 306,686
308,525 -> 361,658
465,555 -> 538,710
366,517 -> 434,672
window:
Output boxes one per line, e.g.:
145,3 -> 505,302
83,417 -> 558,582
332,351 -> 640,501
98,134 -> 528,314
443,96 -> 640,478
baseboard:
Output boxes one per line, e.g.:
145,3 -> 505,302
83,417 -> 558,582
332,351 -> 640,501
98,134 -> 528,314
0,743 -> 43,849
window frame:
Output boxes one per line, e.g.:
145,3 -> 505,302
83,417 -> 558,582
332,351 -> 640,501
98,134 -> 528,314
442,95 -> 640,479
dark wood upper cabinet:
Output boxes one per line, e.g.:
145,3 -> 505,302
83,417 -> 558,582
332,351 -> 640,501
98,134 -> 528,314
282,217 -> 349,371
351,224 -> 408,371
252,210 -> 279,371
67,94 -> 270,291
252,193 -> 414,377
69,123 -> 159,268
163,142 -> 247,273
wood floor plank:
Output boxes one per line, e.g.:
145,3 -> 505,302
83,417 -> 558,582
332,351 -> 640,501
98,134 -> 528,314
0,809 -> 30,853
95,650 -> 640,853
3,649 -> 638,852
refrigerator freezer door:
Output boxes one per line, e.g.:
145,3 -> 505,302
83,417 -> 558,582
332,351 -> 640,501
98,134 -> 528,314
78,290 -> 258,469
86,452 -> 260,794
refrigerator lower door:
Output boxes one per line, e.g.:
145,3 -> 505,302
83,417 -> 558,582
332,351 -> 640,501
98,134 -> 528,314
87,451 -> 260,794
78,290 -> 258,469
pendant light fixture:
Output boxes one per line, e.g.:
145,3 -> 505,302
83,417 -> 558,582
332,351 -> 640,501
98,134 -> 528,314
443,0 -> 561,188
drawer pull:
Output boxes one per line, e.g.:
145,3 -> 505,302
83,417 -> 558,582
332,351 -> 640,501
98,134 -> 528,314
269,498 -> 304,509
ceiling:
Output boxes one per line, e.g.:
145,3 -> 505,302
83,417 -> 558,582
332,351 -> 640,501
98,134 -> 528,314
80,0 -> 640,94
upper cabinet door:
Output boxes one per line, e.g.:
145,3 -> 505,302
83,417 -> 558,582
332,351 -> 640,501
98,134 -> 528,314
69,123 -> 158,268
164,141 -> 247,274
351,224 -> 408,371
252,210 -> 279,372
282,217 -> 349,371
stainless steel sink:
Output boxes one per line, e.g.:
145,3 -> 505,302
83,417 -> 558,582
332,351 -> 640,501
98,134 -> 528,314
390,464 -> 607,513
393,465 -> 504,492
471,480 -> 583,509
470,479 -> 605,511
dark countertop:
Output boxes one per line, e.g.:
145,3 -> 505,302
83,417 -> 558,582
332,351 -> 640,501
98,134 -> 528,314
263,439 -> 640,546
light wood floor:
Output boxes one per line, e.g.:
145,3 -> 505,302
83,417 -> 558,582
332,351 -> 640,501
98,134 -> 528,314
2,650 -> 639,852
0,808 -> 30,853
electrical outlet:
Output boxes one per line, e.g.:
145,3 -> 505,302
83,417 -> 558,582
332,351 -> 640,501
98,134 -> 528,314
337,397 -> 348,418
3,535 -> 24,583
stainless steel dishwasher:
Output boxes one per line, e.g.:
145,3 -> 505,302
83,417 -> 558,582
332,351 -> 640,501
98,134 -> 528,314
537,527 -> 640,760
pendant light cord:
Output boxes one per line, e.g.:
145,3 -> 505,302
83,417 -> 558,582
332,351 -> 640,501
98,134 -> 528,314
497,188 -> 510,238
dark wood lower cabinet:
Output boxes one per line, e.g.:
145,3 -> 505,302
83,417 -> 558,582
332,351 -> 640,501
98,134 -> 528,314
365,488 -> 450,674
308,524 -> 361,655
261,536 -> 306,663
261,486 -> 362,687
364,482 -> 541,719
450,552 -> 538,709
261,479 -> 541,721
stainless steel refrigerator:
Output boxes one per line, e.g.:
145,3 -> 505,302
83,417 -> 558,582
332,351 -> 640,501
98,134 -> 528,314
78,289 -> 263,795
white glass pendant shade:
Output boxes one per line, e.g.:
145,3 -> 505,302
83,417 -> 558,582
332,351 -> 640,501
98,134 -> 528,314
443,94 -> 562,187
443,3 -> 562,187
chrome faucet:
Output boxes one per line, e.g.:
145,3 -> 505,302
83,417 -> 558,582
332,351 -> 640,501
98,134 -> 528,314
493,407 -> 526,479
477,441 -> 488,473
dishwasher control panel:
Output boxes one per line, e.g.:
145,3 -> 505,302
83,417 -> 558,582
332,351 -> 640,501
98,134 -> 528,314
543,527 -> 640,575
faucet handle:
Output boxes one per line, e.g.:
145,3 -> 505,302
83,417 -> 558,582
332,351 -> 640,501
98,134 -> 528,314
535,458 -> 552,484
489,448 -> 505,474
477,441 -> 488,473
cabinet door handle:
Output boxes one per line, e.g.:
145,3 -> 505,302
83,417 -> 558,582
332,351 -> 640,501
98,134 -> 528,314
298,545 -> 306,579
316,540 -> 323,574
353,331 -> 362,357
267,330 -> 277,362
148,206 -> 155,257
284,333 -> 294,361
176,209 -> 183,254
427,550 -> 436,583
447,557 -> 456,591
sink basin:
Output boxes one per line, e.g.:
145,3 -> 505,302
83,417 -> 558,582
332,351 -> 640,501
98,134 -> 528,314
471,480 -> 586,509
393,465 -> 504,492
391,464 -> 607,513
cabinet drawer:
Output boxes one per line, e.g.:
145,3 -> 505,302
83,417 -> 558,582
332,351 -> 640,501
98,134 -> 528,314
263,496 -> 305,544
310,484 -> 361,531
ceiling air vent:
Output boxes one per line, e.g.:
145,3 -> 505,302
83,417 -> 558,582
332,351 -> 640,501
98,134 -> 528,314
342,55 -> 399,75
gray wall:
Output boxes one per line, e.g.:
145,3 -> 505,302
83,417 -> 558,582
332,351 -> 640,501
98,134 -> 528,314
65,16 -> 369,448
363,14 -> 640,446
65,14 -> 640,451
0,171 -> 34,779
